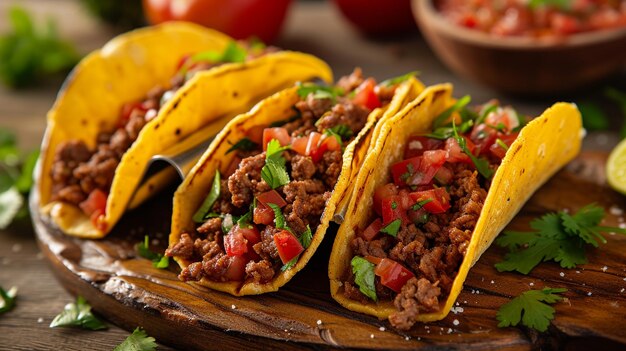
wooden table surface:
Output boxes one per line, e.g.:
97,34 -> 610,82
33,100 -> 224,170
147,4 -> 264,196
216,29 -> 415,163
1,1 -> 625,350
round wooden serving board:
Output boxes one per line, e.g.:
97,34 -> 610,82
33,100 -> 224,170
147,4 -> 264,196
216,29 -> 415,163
32,152 -> 626,350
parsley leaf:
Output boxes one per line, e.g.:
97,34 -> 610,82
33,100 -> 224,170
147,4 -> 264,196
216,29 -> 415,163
136,236 -> 169,269
495,205 -> 626,274
0,286 -> 17,315
50,296 -> 107,330
452,120 -> 494,179
351,256 -> 377,301
261,139 -> 290,189
380,71 -> 420,87
380,219 -> 402,237
226,137 -> 259,155
433,95 -> 471,129
192,170 -> 221,223
114,327 -> 157,351
296,83 -> 344,103
497,287 -> 567,332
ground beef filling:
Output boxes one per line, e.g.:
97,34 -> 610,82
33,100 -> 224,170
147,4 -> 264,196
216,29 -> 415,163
171,71 -> 375,284
346,164 -> 488,330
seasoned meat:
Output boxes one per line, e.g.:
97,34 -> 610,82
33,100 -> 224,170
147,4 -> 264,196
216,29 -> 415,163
290,154 -> 316,180
336,68 -> 364,93
389,278 -> 441,330
228,152 -> 266,207
166,233 -> 194,259
316,101 -> 369,137
245,260 -> 275,283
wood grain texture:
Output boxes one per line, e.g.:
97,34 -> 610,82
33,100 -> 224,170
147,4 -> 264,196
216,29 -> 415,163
31,152 -> 626,350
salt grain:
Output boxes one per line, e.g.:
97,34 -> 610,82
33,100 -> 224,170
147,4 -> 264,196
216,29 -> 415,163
588,292 -> 593,296
453,319 -> 459,326
602,266 -> 608,272
610,206 -> 624,216
379,326 -> 385,331
447,328 -> 453,334
529,282 -> 534,286
620,223 -> 626,229
317,320 -> 322,325
451,306 -> 464,314
37,318 -> 43,323
560,272 -> 565,277
231,304 -> 236,309
11,244 -> 21,253
405,336 -> 410,341
490,280 -> 495,284
621,288 -> 625,293
370,334 -> 375,339
576,271 -> 581,274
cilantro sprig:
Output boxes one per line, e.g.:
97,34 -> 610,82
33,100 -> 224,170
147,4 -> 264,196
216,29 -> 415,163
0,286 -> 17,315
261,139 -> 290,189
380,219 -> 402,237
296,83 -> 344,103
497,287 -> 567,332
495,204 -> 626,274
50,296 -> 107,330
136,236 -> 169,269
432,95 -> 472,129
351,256 -> 377,301
192,170 -> 221,223
452,120 -> 494,179
114,327 -> 157,351
270,203 -> 312,271
226,137 -> 259,155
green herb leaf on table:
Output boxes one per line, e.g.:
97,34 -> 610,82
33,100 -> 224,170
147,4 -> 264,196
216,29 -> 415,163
136,235 -> 169,269
495,204 -> 626,274
0,286 -> 17,315
578,102 -> 609,131
50,296 -> 107,330
261,139 -> 290,189
192,170 -> 221,222
496,287 -> 567,332
380,71 -> 420,87
0,6 -> 80,88
351,256 -> 377,301
114,327 -> 157,351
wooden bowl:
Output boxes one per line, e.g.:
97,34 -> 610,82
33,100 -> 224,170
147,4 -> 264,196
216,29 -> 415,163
413,0 -> 626,95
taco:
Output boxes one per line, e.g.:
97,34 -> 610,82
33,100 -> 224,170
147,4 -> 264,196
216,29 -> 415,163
166,69 -> 424,295
328,84 -> 582,329
38,22 -> 332,239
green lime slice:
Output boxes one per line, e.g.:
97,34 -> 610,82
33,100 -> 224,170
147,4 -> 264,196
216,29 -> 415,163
607,138 -> 626,195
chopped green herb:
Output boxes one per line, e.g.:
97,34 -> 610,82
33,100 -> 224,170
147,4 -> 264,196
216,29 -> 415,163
326,124 -> 353,142
391,201 -> 398,210
577,103 -> 608,131
113,327 -> 157,351
183,41 -> 246,73
452,120 -> 494,179
0,286 -> 17,315
267,203 -> 291,233
262,139 -> 290,189
528,0 -> 571,10
496,287 -> 567,332
192,170 -> 221,222
136,235 -> 169,269
299,225 -> 313,249
476,103 -> 498,125
225,137 -> 259,155
433,95 -> 471,129
296,83 -> 343,103
351,256 -> 377,301
50,296 -> 107,330
237,211 -> 253,229
380,71 -> 420,87
424,119 -> 473,140
495,204 -> 626,274
380,219 -> 402,237
411,198 -> 433,211
605,88 -> 626,138
281,256 -> 299,271
495,138 -> 510,152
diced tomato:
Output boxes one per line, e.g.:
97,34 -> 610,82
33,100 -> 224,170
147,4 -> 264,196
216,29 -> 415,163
364,255 -> 382,265
404,136 -> 444,159
257,190 -> 287,208
224,226 -> 248,257
373,183 -> 398,216
485,107 -> 519,132
360,218 -> 383,241
381,195 -> 409,226
352,78 -> 382,110
224,156 -> 242,178
263,127 -> 290,150
119,101 -> 146,127
253,203 -> 274,225
434,166 -> 453,185
176,54 -> 192,70
79,189 -> 107,218
445,137 -> 475,164
551,13 -> 581,35
310,134 -> 341,163
374,258 -> 415,293
274,230 -> 304,264
470,123 -> 497,155
390,150 -> 446,186
223,255 -> 247,281
489,132 -> 519,160
291,136 -> 308,156
305,131 -> 322,155
246,125 -> 266,144
239,226 -> 261,261
409,188 -> 451,214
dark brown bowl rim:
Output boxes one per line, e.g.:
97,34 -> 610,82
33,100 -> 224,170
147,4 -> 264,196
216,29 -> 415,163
414,0 -> 626,49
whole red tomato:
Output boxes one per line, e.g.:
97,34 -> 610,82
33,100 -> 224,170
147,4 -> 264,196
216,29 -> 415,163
332,0 -> 417,36
143,0 -> 293,43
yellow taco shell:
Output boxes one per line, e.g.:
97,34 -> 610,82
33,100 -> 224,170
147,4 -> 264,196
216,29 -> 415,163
329,84 -> 583,322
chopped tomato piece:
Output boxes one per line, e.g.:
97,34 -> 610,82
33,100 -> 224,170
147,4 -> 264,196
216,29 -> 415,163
470,123 -> 497,155
253,203 -> 274,225
360,218 -> 383,241
274,230 -> 304,264
257,190 -> 287,208
381,195 -> 409,226
305,131 -> 323,156
247,125 -> 266,144
223,255 -> 247,281
489,132 -> 519,159
485,107 -> 519,132
310,134 -> 341,163
374,258 -> 415,293
390,150 -> 446,186
409,188 -> 451,214
373,183 -> 398,216
239,226 -> 261,261
263,127 -> 290,150
119,101 -> 146,127
434,166 -> 453,185
79,189 -> 107,218
404,136 -> 444,159
352,78 -> 382,110
291,136 -> 308,156
445,137 -> 475,164
176,54 -> 191,70
224,228 -> 248,257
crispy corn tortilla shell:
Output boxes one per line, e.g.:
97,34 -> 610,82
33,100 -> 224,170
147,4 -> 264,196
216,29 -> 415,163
169,80 -> 417,296
39,22 -> 332,239
329,84 -> 582,322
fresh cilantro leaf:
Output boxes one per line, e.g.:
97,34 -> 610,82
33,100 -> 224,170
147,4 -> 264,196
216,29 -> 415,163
262,139 -> 290,189
226,137 -> 259,155
50,296 -> 107,330
267,203 -> 291,232
351,256 -> 377,301
495,138 -> 509,152
299,225 -> 312,248
265,139 -> 290,162
114,327 -> 157,351
192,170 -> 221,223
578,102 -> 609,131
296,83 -> 343,102
380,219 -> 402,237
220,41 -> 247,63
237,210 -> 253,229
452,120 -> 494,179
411,198 -> 433,211
433,95 -> 471,129
380,71 -> 420,87
0,286 -> 17,314
495,205 -> 626,274
136,236 -> 169,269
281,256 -> 298,271
496,287 -> 567,332
528,0 -> 571,10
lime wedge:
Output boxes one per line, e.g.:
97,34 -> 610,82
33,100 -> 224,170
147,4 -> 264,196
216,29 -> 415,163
607,138 -> 626,194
